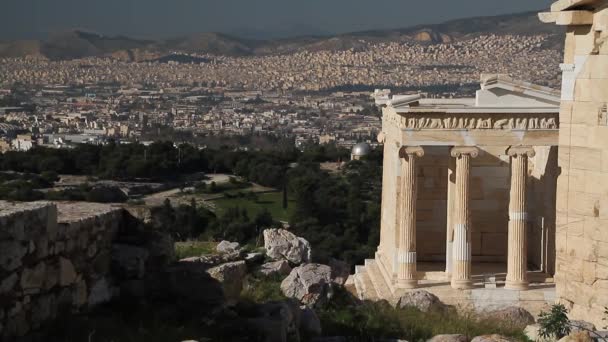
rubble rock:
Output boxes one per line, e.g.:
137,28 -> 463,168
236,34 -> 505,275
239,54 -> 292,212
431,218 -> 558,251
471,335 -> 514,342
281,263 -> 332,307
259,260 -> 292,277
487,306 -> 535,329
245,252 -> 265,264
217,240 -> 241,254
264,229 -> 311,264
207,261 -> 247,303
396,290 -> 448,313
428,334 -> 468,342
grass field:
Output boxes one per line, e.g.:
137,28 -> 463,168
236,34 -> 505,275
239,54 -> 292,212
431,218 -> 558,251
174,241 -> 218,259
212,191 -> 295,222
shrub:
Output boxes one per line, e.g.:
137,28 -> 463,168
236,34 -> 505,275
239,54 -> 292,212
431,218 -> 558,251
538,304 -> 571,339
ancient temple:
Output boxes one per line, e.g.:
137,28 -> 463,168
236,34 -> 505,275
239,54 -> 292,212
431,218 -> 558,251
350,75 -> 560,315
350,0 -> 608,326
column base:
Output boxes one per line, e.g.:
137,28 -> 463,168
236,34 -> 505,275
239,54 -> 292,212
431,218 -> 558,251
444,272 -> 452,281
397,279 -> 418,289
451,279 -> 474,289
504,280 -> 529,291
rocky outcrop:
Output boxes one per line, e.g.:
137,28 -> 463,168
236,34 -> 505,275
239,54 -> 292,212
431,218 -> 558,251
259,260 -> 292,277
264,229 -> 311,265
281,263 -> 332,307
396,290 -> 448,313
486,306 -> 535,329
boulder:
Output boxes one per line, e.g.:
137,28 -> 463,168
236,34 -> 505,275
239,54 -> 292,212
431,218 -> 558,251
300,306 -> 322,337
396,290 -> 448,313
183,252 -> 242,267
471,335 -> 514,342
486,306 -> 535,329
428,334 -> 468,342
207,261 -> 248,303
428,335 -> 466,342
217,241 -> 241,254
281,263 -> 332,307
328,258 -> 350,285
259,260 -> 292,277
264,229 -> 311,264
245,252 -> 265,264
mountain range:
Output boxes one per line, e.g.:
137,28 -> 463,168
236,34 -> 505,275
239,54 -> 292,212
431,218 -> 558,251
0,10 -> 563,61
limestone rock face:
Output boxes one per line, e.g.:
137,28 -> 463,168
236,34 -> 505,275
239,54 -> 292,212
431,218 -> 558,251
207,260 -> 247,303
259,260 -> 292,277
428,334 -> 468,342
487,306 -> 535,329
264,229 -> 311,265
396,290 -> 448,313
217,240 -> 241,254
281,263 -> 332,307
471,335 -> 514,342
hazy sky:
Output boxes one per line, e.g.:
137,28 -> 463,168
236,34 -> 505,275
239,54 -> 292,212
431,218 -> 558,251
1,0 -> 554,40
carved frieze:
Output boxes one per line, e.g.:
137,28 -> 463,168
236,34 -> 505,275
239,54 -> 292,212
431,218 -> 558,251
387,113 -> 559,130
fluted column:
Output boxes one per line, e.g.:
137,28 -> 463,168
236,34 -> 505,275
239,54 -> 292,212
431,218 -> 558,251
445,157 -> 456,278
450,146 -> 478,290
505,146 -> 535,290
397,146 -> 424,288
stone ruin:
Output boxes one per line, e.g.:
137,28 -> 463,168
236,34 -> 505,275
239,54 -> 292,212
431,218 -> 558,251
0,201 -> 174,340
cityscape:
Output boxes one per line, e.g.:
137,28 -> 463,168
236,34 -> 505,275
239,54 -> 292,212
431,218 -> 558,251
1,0 -> 607,341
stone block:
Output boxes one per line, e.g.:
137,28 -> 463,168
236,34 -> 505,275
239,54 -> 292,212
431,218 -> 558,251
570,147 -> 602,171
0,241 -> 27,272
20,262 -> 46,290
58,257 -> 77,286
0,273 -> 18,294
72,278 -> 87,308
88,278 -> 112,307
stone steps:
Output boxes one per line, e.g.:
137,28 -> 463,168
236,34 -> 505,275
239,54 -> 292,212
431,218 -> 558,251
353,266 -> 379,301
364,259 -> 394,302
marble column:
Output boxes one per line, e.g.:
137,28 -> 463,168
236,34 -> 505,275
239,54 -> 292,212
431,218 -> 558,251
505,146 -> 535,290
445,157 -> 456,279
450,146 -> 478,290
397,146 -> 424,288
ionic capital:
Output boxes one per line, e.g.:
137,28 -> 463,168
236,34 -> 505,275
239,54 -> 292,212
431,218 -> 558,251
507,146 -> 535,158
450,146 -> 479,158
399,146 -> 424,159
377,132 -> 386,143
